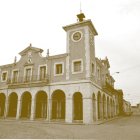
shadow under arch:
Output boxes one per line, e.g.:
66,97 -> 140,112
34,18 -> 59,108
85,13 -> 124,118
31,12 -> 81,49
92,93 -> 96,121
8,92 -> 18,118
73,92 -> 83,121
97,92 -> 102,120
35,90 -> 48,119
0,93 -> 6,117
51,89 -> 66,120
110,99 -> 113,118
107,96 -> 110,118
20,91 -> 32,119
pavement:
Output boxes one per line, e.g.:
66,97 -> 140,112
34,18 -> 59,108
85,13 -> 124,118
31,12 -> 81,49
0,115 -> 140,139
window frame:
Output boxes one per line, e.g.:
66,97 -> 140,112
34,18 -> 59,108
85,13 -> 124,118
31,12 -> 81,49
54,62 -> 64,76
24,66 -> 33,82
72,59 -> 83,74
91,62 -> 95,76
97,67 -> 100,80
1,71 -> 8,82
11,69 -> 19,83
38,64 -> 47,80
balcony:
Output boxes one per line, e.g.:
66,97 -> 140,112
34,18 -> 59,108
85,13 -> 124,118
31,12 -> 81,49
103,81 -> 115,93
7,75 -> 49,88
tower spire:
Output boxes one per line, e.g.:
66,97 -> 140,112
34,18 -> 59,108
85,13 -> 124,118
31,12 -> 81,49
80,1 -> 82,13
77,1 -> 85,22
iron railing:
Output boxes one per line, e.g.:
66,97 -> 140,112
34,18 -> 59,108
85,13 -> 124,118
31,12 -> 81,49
7,75 -> 49,85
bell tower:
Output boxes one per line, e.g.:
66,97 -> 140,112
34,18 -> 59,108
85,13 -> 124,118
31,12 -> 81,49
63,13 -> 98,80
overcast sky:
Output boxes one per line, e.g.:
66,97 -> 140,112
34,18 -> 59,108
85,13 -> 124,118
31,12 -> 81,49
0,0 -> 140,105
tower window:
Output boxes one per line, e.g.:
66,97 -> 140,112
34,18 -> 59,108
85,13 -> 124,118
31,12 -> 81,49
74,61 -> 81,72
72,59 -> 83,74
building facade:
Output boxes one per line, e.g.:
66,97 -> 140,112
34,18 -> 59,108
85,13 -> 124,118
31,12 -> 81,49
0,13 -> 121,124
123,100 -> 132,116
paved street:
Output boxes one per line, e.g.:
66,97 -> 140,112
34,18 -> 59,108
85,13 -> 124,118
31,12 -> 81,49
0,115 -> 140,139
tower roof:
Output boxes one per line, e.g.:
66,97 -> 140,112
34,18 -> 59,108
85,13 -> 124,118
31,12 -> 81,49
63,19 -> 98,35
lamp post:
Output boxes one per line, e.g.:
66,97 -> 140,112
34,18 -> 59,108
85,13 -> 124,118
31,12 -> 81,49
111,72 -> 120,75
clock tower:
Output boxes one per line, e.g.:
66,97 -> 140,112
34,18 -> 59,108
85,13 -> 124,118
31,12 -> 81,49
63,13 -> 98,80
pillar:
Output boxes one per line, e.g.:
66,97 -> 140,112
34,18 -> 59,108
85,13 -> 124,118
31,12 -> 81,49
30,97 -> 36,120
47,99 -> 51,121
66,97 -> 73,123
16,98 -> 21,119
83,98 -> 93,124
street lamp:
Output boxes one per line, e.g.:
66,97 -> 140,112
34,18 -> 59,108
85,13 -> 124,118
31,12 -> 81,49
112,72 -> 120,75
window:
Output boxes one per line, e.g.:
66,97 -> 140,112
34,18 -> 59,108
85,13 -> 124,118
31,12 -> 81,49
25,68 -> 31,82
97,68 -> 100,79
56,64 -> 62,74
92,63 -> 95,74
39,66 -> 46,80
12,70 -> 18,83
74,61 -> 81,72
1,72 -> 8,82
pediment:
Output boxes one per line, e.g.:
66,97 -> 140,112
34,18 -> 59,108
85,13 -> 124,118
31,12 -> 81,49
19,44 -> 43,56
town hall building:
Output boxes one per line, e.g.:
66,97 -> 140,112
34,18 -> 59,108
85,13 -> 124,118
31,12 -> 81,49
0,13 -> 122,124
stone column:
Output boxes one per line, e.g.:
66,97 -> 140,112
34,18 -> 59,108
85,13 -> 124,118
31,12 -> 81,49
30,97 -> 36,120
83,98 -> 93,124
16,98 -> 21,120
66,97 -> 73,123
47,99 -> 52,121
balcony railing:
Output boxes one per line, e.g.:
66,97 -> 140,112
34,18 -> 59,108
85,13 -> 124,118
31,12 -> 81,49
103,81 -> 115,92
7,75 -> 49,88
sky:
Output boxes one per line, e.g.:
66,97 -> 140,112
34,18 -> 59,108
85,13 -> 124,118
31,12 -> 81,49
0,0 -> 140,105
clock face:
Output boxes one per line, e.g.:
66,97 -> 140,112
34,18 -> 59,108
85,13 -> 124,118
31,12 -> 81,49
72,31 -> 82,42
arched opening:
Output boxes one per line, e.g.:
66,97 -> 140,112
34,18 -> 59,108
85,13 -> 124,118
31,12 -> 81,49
112,100 -> 115,117
0,93 -> 6,117
107,97 -> 110,118
103,94 -> 106,119
35,91 -> 48,119
8,93 -> 18,117
73,92 -> 83,120
51,90 -> 65,120
92,93 -> 96,121
97,92 -> 102,119
20,92 -> 31,119
110,99 -> 113,118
